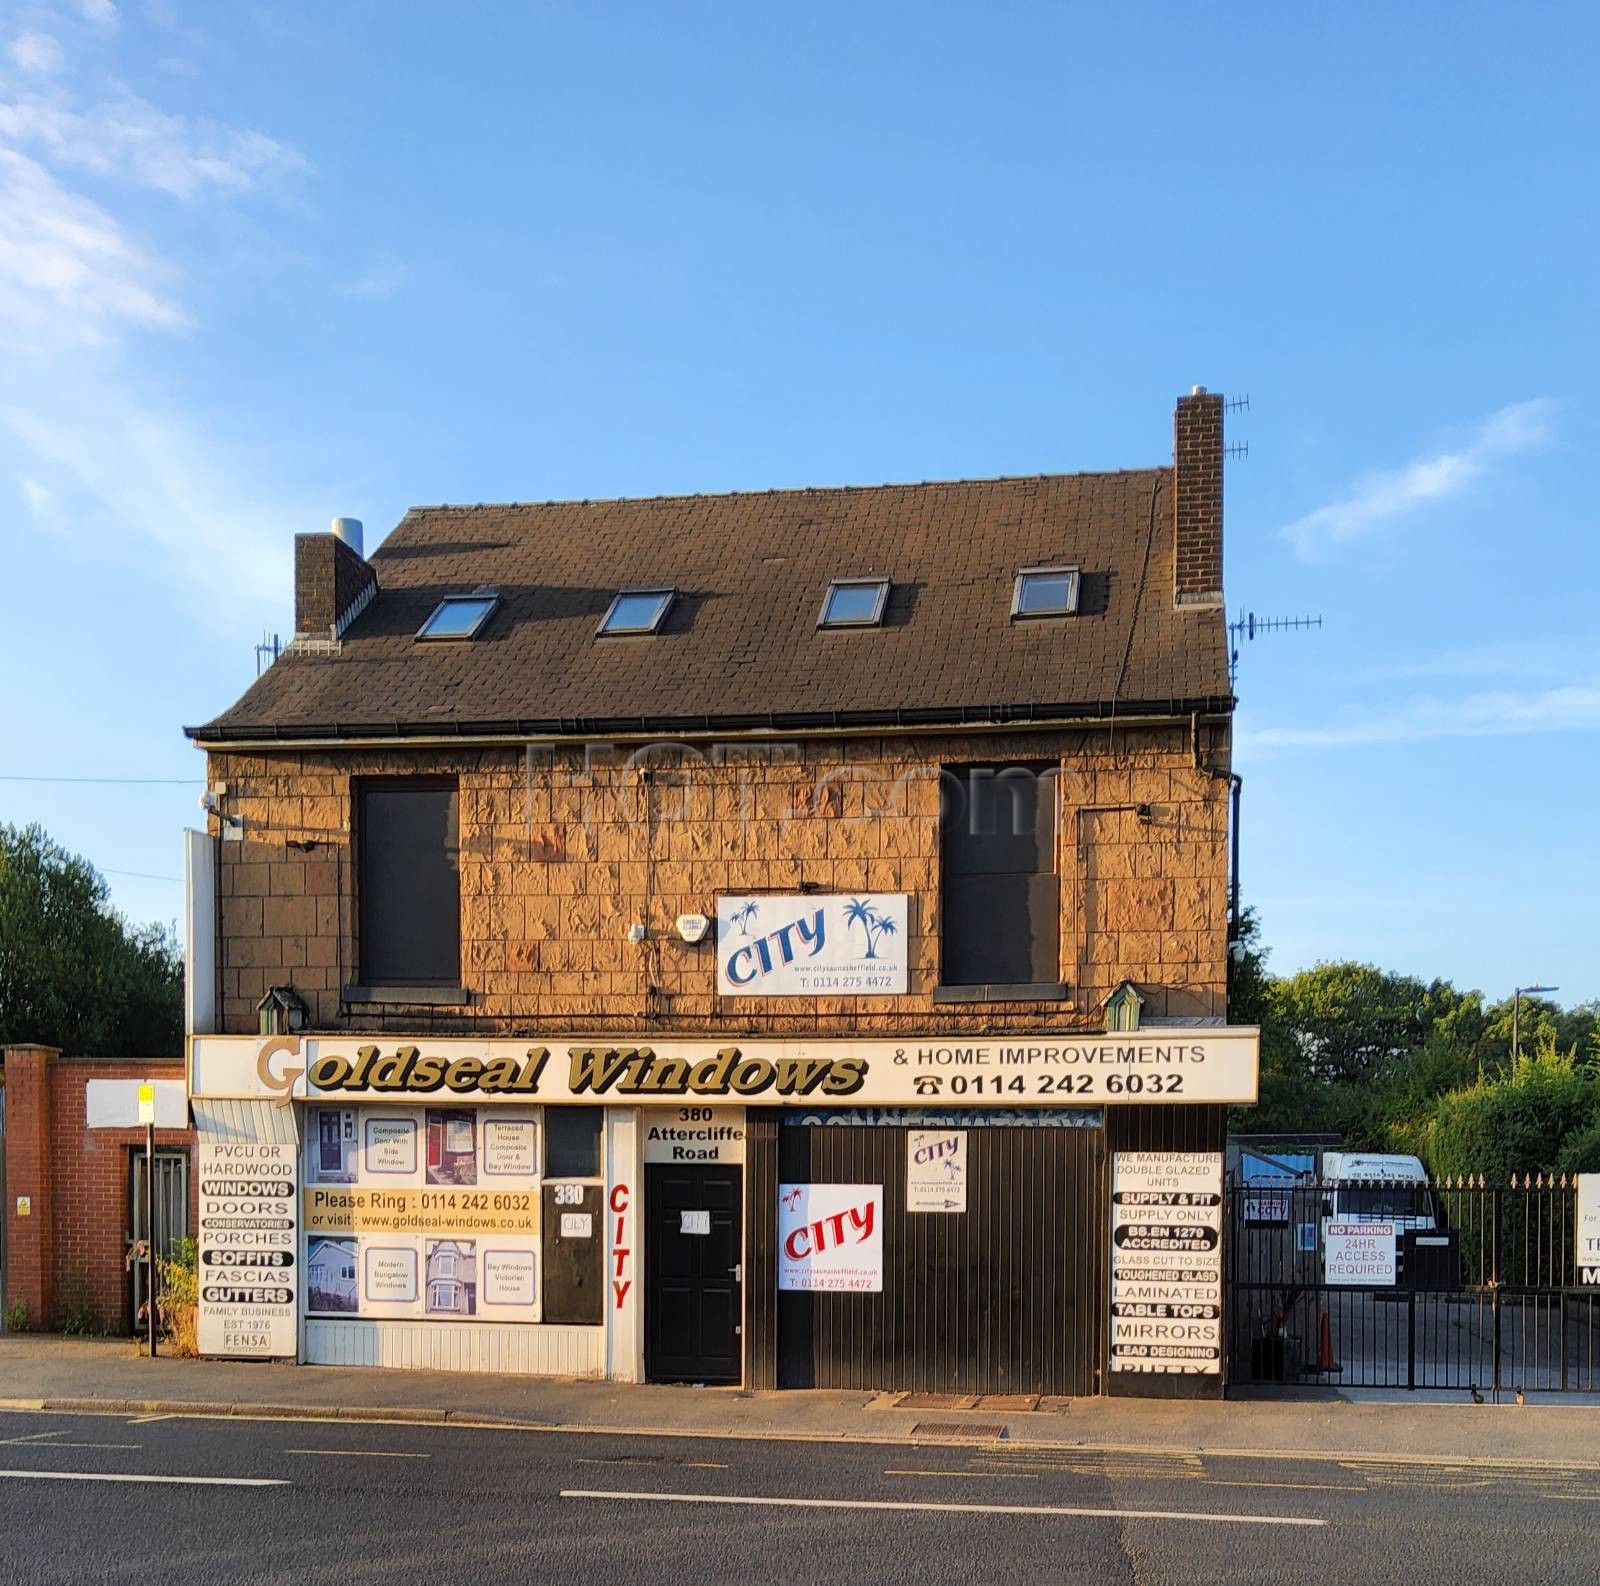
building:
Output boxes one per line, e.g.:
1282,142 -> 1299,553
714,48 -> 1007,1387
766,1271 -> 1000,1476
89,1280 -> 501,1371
182,388 -> 1256,1395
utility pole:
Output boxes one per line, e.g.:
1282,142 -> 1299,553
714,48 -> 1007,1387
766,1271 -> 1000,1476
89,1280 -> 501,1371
139,1083 -> 157,1358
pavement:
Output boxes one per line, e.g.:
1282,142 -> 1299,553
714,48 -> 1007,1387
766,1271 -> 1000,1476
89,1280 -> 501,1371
3,1406 -> 1600,1585
2,1334 -> 1597,1466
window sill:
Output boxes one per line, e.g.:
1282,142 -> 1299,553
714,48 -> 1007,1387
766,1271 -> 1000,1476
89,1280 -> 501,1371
342,984 -> 470,1007
931,982 -> 1070,1004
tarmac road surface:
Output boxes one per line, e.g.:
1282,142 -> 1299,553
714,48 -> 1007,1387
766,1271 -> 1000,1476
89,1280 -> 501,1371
1,1407 -> 1596,1584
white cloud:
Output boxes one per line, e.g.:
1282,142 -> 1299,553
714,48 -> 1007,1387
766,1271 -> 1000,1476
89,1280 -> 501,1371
74,0 -> 119,30
0,86 -> 307,199
1351,638 -> 1578,685
1238,681 -> 1600,752
337,258 -> 410,300
3,391 -> 306,630
1280,399 -> 1558,560
0,147 -> 186,343
18,474 -> 55,516
8,31 -> 66,74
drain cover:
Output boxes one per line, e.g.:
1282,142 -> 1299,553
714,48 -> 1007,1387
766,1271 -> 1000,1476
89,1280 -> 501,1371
910,1421 -> 1009,1441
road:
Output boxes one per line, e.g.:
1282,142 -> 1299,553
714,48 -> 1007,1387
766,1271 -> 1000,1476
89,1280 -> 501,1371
1,1408 -> 1596,1584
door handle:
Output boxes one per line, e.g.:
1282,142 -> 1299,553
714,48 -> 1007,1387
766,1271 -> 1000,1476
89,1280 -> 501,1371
730,1264 -> 742,1283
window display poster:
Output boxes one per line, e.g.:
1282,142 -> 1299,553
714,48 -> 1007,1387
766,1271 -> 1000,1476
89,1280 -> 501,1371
362,1244 -> 421,1316
427,1108 -> 478,1185
303,1103 -> 547,1324
484,1116 -> 539,1176
777,1183 -> 883,1292
1110,1151 -> 1222,1375
365,1113 -> 419,1175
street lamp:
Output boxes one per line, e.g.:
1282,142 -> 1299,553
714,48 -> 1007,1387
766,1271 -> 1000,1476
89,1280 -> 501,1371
1512,984 -> 1559,1064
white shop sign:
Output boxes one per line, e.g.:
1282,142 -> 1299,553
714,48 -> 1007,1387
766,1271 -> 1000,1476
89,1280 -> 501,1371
194,1029 -> 1260,1109
717,894 -> 909,996
644,1109 -> 746,1165
1110,1151 -> 1222,1375
1580,1176 -> 1600,1288
197,1141 -> 298,1359
906,1129 -> 967,1213
778,1183 -> 883,1293
1324,1222 -> 1397,1286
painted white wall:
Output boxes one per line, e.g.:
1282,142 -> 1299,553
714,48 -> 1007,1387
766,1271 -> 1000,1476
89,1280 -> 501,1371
604,1105 -> 644,1382
184,828 -> 217,1035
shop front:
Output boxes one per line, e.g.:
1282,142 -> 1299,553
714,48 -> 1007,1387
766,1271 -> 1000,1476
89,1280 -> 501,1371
188,1028 -> 1257,1396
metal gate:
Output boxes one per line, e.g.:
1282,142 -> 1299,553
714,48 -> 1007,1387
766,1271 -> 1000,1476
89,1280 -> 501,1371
1227,1176 -> 1600,1396
129,1149 -> 190,1332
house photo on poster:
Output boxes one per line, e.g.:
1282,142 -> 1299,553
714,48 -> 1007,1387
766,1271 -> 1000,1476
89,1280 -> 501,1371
427,1108 -> 478,1184
312,1107 -> 358,1183
306,1238 -> 358,1314
426,1239 -> 478,1316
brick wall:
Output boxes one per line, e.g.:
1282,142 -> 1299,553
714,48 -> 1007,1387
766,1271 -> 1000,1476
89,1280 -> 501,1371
1173,388 -> 1224,608
206,719 -> 1233,1037
294,533 -> 375,639
3,1047 -> 194,1333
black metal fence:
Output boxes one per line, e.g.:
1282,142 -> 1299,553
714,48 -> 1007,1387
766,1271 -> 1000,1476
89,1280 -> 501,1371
1227,1177 -> 1600,1396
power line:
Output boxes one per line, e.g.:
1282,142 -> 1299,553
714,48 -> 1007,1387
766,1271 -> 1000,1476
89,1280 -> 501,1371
0,775 -> 202,785
104,868 -> 185,884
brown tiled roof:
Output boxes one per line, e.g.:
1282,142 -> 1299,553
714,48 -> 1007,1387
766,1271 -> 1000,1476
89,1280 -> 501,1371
187,470 -> 1231,742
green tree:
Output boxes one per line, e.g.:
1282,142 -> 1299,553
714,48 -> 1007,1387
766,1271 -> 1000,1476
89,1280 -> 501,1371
1271,961 -> 1462,1086
0,823 -> 182,1057
1411,1036 -> 1600,1183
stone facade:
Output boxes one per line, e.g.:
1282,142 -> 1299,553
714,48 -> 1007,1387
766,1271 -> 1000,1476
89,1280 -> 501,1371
204,718 -> 1232,1038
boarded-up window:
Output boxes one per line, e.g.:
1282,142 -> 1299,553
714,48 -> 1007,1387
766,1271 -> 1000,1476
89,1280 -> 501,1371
358,780 -> 460,985
940,763 -> 1058,986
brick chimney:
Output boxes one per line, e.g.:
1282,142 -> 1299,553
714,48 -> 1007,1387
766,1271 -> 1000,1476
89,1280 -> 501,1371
294,519 -> 377,644
1173,387 -> 1224,609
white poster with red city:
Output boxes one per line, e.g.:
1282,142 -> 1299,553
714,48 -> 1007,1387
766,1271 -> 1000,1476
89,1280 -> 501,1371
777,1183 -> 883,1292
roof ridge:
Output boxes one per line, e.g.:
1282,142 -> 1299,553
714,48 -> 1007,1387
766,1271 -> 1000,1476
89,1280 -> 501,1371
394,466 -> 1170,518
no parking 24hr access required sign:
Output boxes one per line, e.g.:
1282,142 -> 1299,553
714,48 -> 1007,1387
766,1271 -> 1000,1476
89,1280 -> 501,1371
1110,1151 -> 1223,1375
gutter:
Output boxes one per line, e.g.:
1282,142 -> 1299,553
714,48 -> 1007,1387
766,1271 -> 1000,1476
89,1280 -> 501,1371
186,696 -> 1236,752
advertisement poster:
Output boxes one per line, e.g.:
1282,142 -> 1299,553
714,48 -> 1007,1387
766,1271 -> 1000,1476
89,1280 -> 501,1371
777,1183 -> 883,1292
718,894 -> 909,996
483,1117 -> 539,1176
364,1114 -> 418,1175
197,1140 -> 299,1358
1324,1222 -> 1398,1286
1110,1151 -> 1222,1374
906,1129 -> 967,1213
1581,1176 -> 1600,1287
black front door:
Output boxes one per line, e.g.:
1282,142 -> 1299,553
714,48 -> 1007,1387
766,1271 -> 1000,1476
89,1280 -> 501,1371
646,1164 -> 742,1384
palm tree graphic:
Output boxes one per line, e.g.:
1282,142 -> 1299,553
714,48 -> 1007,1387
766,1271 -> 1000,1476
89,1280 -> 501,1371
843,897 -> 897,960
729,901 -> 760,936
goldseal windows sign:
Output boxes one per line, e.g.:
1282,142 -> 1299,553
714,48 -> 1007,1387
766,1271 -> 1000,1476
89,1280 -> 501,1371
193,1029 -> 1261,1109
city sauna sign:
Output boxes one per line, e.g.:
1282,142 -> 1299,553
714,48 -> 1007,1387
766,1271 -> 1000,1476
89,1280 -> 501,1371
208,1030 -> 1260,1109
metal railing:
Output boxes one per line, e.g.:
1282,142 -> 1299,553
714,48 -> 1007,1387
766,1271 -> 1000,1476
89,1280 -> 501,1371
1226,1177 -> 1599,1396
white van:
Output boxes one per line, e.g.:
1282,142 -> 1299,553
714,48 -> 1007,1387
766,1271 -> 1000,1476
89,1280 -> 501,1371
1320,1152 -> 1436,1229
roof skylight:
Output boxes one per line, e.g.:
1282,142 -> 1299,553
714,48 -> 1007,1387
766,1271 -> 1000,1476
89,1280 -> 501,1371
416,594 -> 499,641
1011,566 -> 1081,619
819,578 -> 890,628
598,588 -> 676,636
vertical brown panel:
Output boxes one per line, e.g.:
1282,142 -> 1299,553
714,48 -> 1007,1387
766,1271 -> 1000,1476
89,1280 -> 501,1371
745,1109 -> 779,1390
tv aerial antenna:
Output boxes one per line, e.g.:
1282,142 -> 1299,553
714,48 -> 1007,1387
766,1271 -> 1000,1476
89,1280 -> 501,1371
1228,611 -> 1323,687
254,631 -> 282,677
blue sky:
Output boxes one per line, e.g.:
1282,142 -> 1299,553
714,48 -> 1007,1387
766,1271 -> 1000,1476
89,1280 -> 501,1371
1,2 -> 1595,1004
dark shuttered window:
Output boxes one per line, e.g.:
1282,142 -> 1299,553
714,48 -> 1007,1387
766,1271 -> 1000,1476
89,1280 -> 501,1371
940,763 -> 1059,988
358,780 -> 461,986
